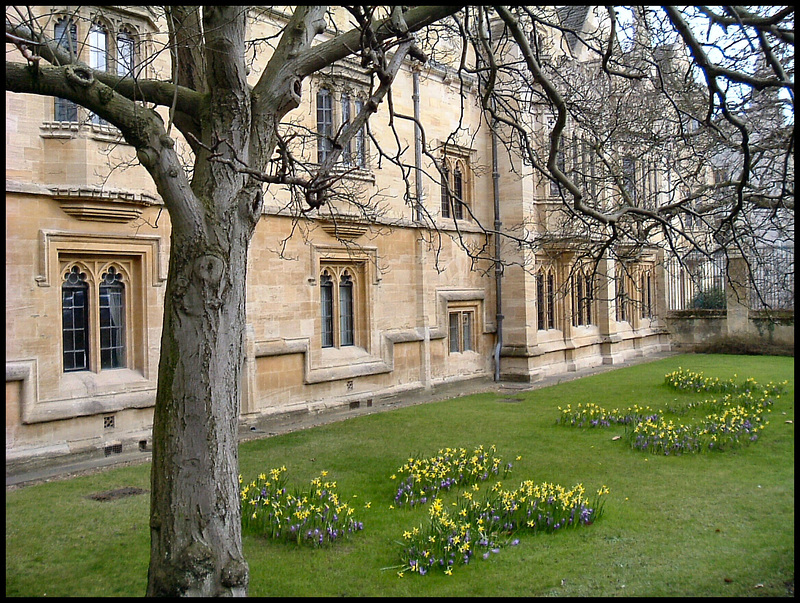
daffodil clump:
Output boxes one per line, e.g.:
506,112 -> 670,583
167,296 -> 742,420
394,480 -> 608,577
390,445 -> 514,508
240,467 -> 366,546
558,369 -> 785,456
663,367 -> 785,397
627,404 -> 770,454
556,402 -> 659,428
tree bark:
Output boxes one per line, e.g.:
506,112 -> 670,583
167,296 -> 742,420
147,7 -> 257,596
146,214 -> 253,596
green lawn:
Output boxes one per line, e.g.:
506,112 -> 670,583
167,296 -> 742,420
5,354 -> 794,597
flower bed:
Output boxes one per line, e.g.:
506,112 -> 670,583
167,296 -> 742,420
387,446 -> 607,576
240,467 -> 366,546
390,444 -> 515,508
557,368 -> 786,455
393,478 -> 608,576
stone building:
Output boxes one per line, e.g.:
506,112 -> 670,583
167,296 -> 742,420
6,6 -> 670,464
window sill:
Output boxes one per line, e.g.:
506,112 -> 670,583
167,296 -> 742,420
21,368 -> 155,424
307,346 -> 389,384
60,368 -> 151,398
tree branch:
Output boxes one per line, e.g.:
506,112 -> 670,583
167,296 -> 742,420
5,19 -> 204,114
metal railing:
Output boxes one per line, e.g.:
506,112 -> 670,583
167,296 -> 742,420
666,245 -> 794,312
666,253 -> 726,311
750,245 -> 794,311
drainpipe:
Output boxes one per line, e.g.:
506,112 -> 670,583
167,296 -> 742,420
413,68 -> 424,222
491,110 -> 503,382
412,67 -> 431,387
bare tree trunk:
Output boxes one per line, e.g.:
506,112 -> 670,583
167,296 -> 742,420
147,197 -> 255,596
145,8 -> 259,595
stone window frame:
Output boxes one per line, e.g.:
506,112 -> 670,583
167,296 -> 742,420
308,244 -> 380,356
571,264 -> 596,327
447,304 -> 477,354
59,258 -> 133,374
319,263 -> 361,350
536,265 -> 557,331
314,76 -> 371,172
42,7 -> 151,141
37,230 -> 167,381
439,143 -> 475,221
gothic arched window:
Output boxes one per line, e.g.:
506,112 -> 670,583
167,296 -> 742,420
99,267 -> 125,368
62,266 -> 90,371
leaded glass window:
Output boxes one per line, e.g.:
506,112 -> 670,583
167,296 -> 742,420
62,266 -> 89,372
617,273 -> 627,322
448,310 -> 475,353
54,18 -> 78,121
441,164 -> 451,218
99,267 -> 125,368
317,88 -> 333,163
462,311 -> 473,351
453,165 -> 464,220
117,30 -> 135,77
536,272 -> 546,330
341,94 -> 352,166
89,23 -> 109,125
354,98 -> 366,168
449,312 -> 460,353
339,272 -> 354,346
320,271 -> 334,348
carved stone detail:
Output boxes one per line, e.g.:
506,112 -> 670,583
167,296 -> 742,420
51,186 -> 160,223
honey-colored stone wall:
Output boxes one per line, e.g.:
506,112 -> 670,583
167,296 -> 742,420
6,6 -> 671,463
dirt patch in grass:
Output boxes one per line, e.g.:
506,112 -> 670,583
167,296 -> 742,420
86,486 -> 147,502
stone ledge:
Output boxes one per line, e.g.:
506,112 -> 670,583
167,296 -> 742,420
51,186 -> 161,223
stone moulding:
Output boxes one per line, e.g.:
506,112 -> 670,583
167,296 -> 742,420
51,186 -> 161,223
318,220 -> 369,240
6,359 -> 156,425
35,229 -> 167,288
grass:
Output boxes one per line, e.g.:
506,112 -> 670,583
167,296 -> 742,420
5,353 -> 794,597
